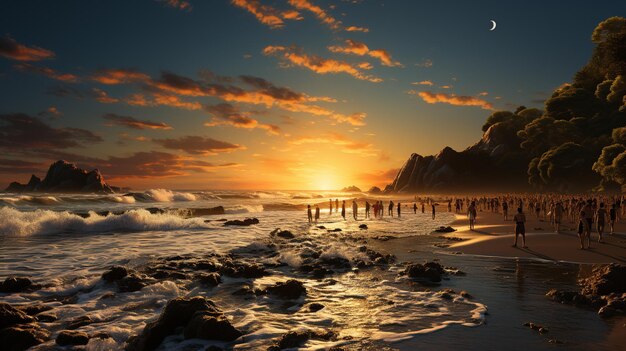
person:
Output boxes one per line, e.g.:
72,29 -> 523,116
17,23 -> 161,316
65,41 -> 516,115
341,200 -> 346,220
388,201 -> 394,217
373,201 -> 378,218
448,201 -> 452,212
335,199 -> 339,213
397,202 -> 401,217
431,203 -> 436,220
468,201 -> 477,230
610,203 -> 617,235
329,199 -> 333,215
578,208 -> 590,250
554,202 -> 564,233
583,200 -> 594,246
352,200 -> 358,220
513,207 -> 527,248
413,202 -> 418,214
596,203 -> 607,242
421,202 -> 425,213
365,201 -> 371,219
307,205 -> 313,223
502,200 -> 509,221
379,201 -> 384,218
314,205 -> 320,223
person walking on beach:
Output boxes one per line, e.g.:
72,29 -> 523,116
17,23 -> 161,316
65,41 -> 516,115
596,203 -> 607,242
502,200 -> 509,221
583,200 -> 594,245
610,203 -> 617,234
413,202 -> 418,214
335,199 -> 339,213
421,202 -> 425,213
468,201 -> 477,230
314,205 -> 320,223
329,199 -> 333,215
365,201 -> 371,219
397,202 -> 401,218
578,208 -> 591,250
341,200 -> 346,220
513,207 -> 527,248
554,202 -> 564,233
431,203 -> 436,220
307,205 -> 313,223
352,200 -> 358,220
388,201 -> 394,217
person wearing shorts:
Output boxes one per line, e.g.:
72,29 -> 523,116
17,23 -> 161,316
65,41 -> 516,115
513,207 -> 527,248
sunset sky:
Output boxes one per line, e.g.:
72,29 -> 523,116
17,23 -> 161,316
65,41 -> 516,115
0,0 -> 623,190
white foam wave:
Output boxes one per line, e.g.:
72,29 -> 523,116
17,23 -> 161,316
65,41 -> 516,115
224,204 -> 264,214
145,189 -> 197,202
0,207 -> 210,236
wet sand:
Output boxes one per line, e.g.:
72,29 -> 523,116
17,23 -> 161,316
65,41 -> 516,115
442,211 -> 626,264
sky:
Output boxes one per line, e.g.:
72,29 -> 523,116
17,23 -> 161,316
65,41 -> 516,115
0,0 -> 624,191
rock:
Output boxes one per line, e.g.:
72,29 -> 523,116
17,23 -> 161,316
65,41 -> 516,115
126,296 -> 222,351
5,160 -> 115,193
305,303 -> 325,312
271,229 -> 295,239
224,218 -> 260,226
359,224 -> 368,230
15,304 -> 51,316
197,273 -> 221,287
270,330 -> 337,350
36,312 -> 57,322
117,273 -> 149,293
67,315 -> 93,330
56,330 -> 90,346
0,323 -> 50,351
403,262 -> 445,283
367,186 -> 382,194
0,303 -> 35,329
220,261 -> 265,278
183,311 -> 242,341
265,280 -> 306,299
328,228 -> 342,232
0,276 -> 37,293
434,226 -> 456,233
102,265 -> 131,282
189,206 -> 225,216
341,186 -> 361,192
205,346 -> 224,351
460,291 -> 472,299
581,264 -> 626,296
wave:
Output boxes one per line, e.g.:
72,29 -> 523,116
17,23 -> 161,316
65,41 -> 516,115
0,207 -> 211,236
224,204 -> 264,214
143,189 -> 197,202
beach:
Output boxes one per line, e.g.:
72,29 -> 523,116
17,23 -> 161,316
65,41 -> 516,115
1,191 -> 625,350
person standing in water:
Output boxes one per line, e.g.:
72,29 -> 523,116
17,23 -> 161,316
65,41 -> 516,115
307,205 -> 313,223
431,203 -> 436,220
596,203 -> 608,242
365,201 -> 371,219
388,201 -> 394,217
421,202 -> 425,213
468,201 -> 477,230
314,205 -> 320,223
352,200 -> 358,220
413,202 -> 417,214
513,207 -> 527,248
335,199 -> 339,213
341,200 -> 346,220
329,199 -> 333,215
397,202 -> 401,217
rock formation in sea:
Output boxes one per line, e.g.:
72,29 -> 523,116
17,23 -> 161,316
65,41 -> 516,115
341,185 -> 362,192
385,120 -> 532,193
4,160 -> 117,194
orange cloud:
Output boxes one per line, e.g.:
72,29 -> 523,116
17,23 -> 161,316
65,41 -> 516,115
263,45 -> 382,82
152,92 -> 202,110
328,39 -> 402,67
92,88 -> 119,104
412,80 -> 433,86
231,0 -> 285,28
287,0 -> 341,30
290,133 -> 377,156
14,63 -> 78,82
103,113 -> 173,130
410,90 -> 494,110
0,35 -> 55,61
345,26 -> 369,33
204,103 -> 280,135
92,68 -> 151,85
159,0 -> 192,11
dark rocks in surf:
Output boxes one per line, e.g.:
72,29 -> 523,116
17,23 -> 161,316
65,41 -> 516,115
219,260 -> 266,279
56,330 -> 90,346
15,304 -> 52,318
189,206 -> 225,216
267,329 -> 337,350
101,266 -> 150,293
0,276 -> 39,293
581,264 -> 626,296
224,218 -> 259,226
358,224 -> 368,230
402,261 -> 445,283
0,303 -> 36,329
523,322 -> 549,334
125,296 -> 241,351
305,303 -> 325,312
434,226 -> 456,233
0,323 -> 50,351
264,280 -> 306,299
102,266 -> 132,282
197,273 -> 221,287
271,228 -> 295,239
5,160 -> 117,194
66,315 -> 93,330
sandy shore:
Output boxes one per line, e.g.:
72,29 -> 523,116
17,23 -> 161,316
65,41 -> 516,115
437,210 -> 626,264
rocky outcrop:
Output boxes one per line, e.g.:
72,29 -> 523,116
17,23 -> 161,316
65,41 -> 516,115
385,122 -> 531,193
340,185 -> 361,192
0,303 -> 49,351
4,160 -> 116,194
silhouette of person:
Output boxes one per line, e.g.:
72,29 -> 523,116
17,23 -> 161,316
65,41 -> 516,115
596,203 -> 607,242
421,202 -> 425,213
610,203 -> 617,235
413,202 -> 417,214
388,201 -> 394,217
352,200 -> 358,220
431,203 -> 436,220
513,207 -> 527,248
397,202 -> 401,217
335,199 -> 339,213
307,205 -> 312,223
329,199 -> 333,215
365,201 -> 370,218
315,204 -> 320,223
341,200 -> 346,220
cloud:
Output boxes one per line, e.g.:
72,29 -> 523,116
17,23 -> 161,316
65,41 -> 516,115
231,0 -> 286,28
328,39 -> 402,67
151,92 -> 202,110
102,113 -> 173,130
38,106 -> 62,119
263,45 -> 382,82
412,80 -> 433,86
0,113 -> 102,150
92,88 -> 119,104
415,59 -> 433,68
153,135 -> 244,155
409,90 -> 494,110
92,68 -> 151,85
204,103 -> 280,135
357,168 -> 399,186
287,0 -> 341,30
14,63 -> 78,82
0,35 -> 55,61
345,26 -> 369,32
158,0 -> 192,11
290,132 -> 377,156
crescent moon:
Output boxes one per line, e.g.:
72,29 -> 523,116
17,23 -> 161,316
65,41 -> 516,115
489,20 -> 497,31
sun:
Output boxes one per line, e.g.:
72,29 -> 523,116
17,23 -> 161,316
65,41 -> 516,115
310,172 -> 343,191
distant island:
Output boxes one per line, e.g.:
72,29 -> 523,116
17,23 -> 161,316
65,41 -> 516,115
5,160 -> 119,194
385,17 -> 626,194
341,185 -> 362,192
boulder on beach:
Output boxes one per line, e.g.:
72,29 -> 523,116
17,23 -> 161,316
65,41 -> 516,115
56,330 -> 89,346
126,296 -> 241,351
268,329 -> 337,350
224,218 -> 259,226
0,303 -> 36,329
434,226 -> 456,233
0,276 -> 38,293
264,280 -> 306,299
403,261 -> 445,283
0,323 -> 50,351
581,264 -> 626,296
271,228 -> 295,239
4,160 -> 116,194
